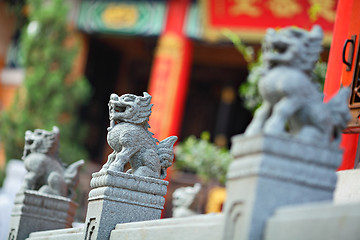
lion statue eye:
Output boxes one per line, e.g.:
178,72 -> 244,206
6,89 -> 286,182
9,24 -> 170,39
123,97 -> 134,102
35,131 -> 42,136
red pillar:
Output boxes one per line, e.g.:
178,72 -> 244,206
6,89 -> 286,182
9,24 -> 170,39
324,0 -> 358,170
147,0 -> 192,141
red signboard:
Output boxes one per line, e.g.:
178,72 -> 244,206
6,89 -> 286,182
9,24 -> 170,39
201,0 -> 337,43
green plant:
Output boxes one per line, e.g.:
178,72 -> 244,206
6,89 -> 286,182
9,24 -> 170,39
239,52 -> 263,113
222,29 -> 254,63
0,168 -> 5,187
312,60 -> 327,92
174,132 -> 233,185
222,29 -> 262,113
0,0 -> 91,164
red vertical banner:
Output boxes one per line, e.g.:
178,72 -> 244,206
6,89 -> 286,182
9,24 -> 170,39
148,0 -> 192,141
324,0 -> 358,170
147,0 -> 192,217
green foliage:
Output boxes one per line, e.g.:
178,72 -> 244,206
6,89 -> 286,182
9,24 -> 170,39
0,168 -> 5,187
174,132 -> 233,185
312,60 -> 327,92
222,29 -> 262,113
0,0 -> 91,164
239,52 -> 263,113
222,29 -> 254,63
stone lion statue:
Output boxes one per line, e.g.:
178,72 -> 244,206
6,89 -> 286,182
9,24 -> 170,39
245,25 -> 351,146
172,183 -> 201,218
21,126 -> 84,199
102,92 -> 178,179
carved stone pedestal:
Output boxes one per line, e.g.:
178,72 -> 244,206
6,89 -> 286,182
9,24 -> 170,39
8,190 -> 76,240
223,134 -> 342,240
83,169 -> 168,240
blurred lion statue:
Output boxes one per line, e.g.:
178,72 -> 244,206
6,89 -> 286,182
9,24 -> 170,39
245,25 -> 350,146
21,126 -> 84,199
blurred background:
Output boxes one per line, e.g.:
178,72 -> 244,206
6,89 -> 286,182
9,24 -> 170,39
0,0 -> 335,223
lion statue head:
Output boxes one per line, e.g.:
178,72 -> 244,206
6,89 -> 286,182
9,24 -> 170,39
108,92 -> 153,125
22,126 -> 60,159
262,25 -> 323,76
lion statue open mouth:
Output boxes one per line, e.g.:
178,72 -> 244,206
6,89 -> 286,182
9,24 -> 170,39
245,25 -> 350,146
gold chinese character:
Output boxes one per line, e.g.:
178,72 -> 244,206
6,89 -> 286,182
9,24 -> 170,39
268,0 -> 302,18
308,0 -> 336,22
102,4 -> 138,28
230,0 -> 262,17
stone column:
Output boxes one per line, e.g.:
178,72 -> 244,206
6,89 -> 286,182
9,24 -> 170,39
83,169 -> 168,240
334,169 -> 360,203
8,190 -> 77,240
223,134 -> 342,240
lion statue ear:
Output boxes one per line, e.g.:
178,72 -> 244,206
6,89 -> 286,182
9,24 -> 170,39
142,92 -> 152,99
52,126 -> 60,134
310,25 -> 323,40
266,28 -> 276,36
25,130 -> 32,137
141,92 -> 152,105
298,25 -> 323,73
52,126 -> 60,142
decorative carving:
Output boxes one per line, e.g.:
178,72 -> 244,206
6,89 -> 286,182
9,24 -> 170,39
223,200 -> 244,240
172,183 -> 201,217
88,171 -> 167,209
8,229 -> 15,240
85,218 -> 97,240
245,25 -> 351,146
11,190 -> 77,223
21,126 -> 84,199
102,92 -> 177,179
89,170 -> 168,198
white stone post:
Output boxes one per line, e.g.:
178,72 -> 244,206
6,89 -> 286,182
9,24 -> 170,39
223,134 -> 342,240
83,169 -> 168,240
8,190 -> 77,240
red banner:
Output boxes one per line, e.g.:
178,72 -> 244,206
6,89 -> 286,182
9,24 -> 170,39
147,0 -> 192,142
202,0 -> 336,43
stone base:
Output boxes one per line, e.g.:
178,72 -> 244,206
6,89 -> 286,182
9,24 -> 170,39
223,134 -> 342,240
111,213 -> 224,240
27,227 -> 83,240
264,201 -> 360,240
25,214 -> 223,240
8,190 -> 77,240
83,170 -> 168,240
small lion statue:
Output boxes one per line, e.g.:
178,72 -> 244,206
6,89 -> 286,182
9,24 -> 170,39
102,92 -> 178,179
21,126 -> 84,199
172,183 -> 201,218
245,25 -> 351,146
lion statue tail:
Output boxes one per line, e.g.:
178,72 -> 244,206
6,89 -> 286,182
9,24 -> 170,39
64,159 -> 85,199
326,87 -> 351,143
157,136 -> 178,179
